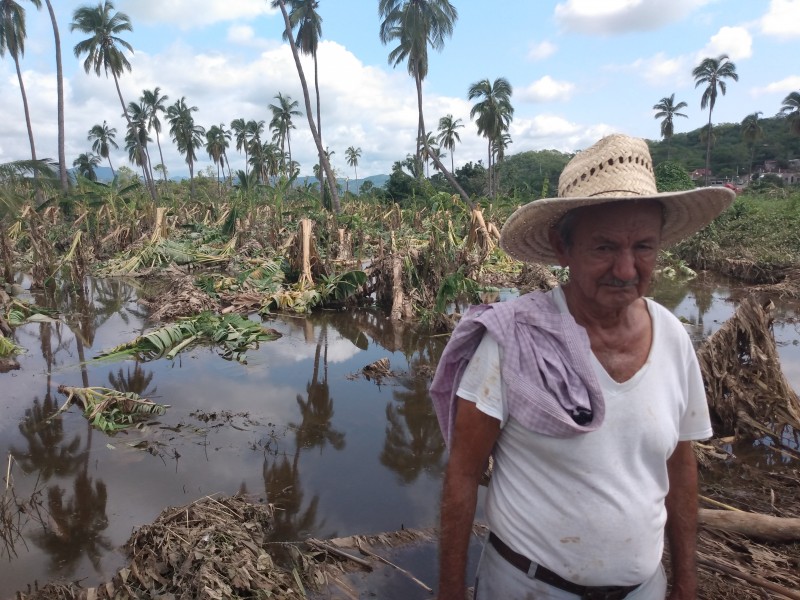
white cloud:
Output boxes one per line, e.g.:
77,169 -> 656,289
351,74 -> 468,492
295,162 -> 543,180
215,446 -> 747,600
605,52 -> 690,88
119,0 -> 276,28
519,76 -> 575,103
697,26 -> 753,61
750,76 -> 800,97
226,25 -> 278,50
759,0 -> 800,39
527,41 -> 557,61
554,0 -> 711,35
511,115 -> 615,153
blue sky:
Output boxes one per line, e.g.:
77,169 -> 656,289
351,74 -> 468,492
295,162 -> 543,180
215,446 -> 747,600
2,0 -> 799,179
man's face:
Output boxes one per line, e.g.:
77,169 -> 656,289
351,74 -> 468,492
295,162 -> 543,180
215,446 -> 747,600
550,201 -> 663,313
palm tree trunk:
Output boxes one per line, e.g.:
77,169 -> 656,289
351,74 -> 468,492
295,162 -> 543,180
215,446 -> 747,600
107,155 -> 115,177
487,140 -> 493,198
155,130 -> 168,182
705,111 -> 713,186
13,55 -> 37,164
413,72 -> 473,208
189,158 -> 195,199
45,0 -> 68,192
275,0 -> 341,213
666,136 -> 671,161
314,54 -> 324,203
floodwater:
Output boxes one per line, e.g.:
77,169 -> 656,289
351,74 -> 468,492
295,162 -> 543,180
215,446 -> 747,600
1,273 -> 798,598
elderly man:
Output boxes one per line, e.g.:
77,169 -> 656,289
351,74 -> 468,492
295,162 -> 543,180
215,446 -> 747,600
431,134 -> 734,600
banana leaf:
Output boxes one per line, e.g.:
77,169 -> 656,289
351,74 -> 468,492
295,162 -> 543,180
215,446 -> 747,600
55,385 -> 169,433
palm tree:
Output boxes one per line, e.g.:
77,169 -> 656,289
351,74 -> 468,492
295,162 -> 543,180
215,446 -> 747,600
269,92 -> 302,176
245,119 -> 265,171
127,99 -> 156,185
345,146 -> 361,194
781,91 -> 800,136
272,0 -> 341,212
419,131 -> 439,178
468,77 -> 513,198
284,0 -> 324,194
87,121 -> 118,175
652,93 -> 688,160
230,118 -> 248,175
73,152 -> 101,181
43,0 -> 67,191
166,97 -> 205,198
692,54 -> 738,185
124,112 -> 151,184
205,124 -> 230,195
437,114 -> 463,173
0,0 -> 42,169
71,1 -> 157,201
741,111 -> 763,178
141,87 -> 169,181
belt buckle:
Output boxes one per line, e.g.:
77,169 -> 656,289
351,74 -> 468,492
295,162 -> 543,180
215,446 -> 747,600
582,587 -> 629,600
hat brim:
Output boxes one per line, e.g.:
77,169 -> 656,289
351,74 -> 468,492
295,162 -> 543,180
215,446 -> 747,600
499,187 -> 736,265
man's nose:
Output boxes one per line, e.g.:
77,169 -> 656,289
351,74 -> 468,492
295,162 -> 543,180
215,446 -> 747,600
612,249 -> 637,281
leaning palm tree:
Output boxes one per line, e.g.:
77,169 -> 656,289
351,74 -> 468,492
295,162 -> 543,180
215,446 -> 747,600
87,121 -> 118,175
272,0 -> 340,212
692,54 -> 738,186
378,0 -> 471,206
345,146 -> 361,195
141,87 -> 169,181
468,77 -> 514,198
269,92 -> 302,176
166,97 -> 205,199
71,1 -> 156,201
741,111 -> 763,178
0,0 -> 42,168
781,91 -> 800,137
652,93 -> 688,160
73,152 -> 101,181
43,0 -> 67,191
437,114 -> 463,173
284,0 -> 324,194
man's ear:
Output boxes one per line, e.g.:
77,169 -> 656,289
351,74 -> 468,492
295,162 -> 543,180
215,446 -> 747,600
548,228 -> 569,268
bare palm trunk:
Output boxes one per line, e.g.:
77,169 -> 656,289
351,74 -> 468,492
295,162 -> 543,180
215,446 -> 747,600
45,0 -> 68,192
314,54 -> 324,203
14,55 -> 37,164
276,0 -> 341,213
189,158 -> 195,199
113,71 -> 157,201
413,72 -> 473,208
106,155 -> 115,176
486,140 -> 493,198
705,110 -> 713,186
154,130 -> 168,182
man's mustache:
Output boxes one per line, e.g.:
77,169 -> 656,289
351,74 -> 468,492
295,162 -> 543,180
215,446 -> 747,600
600,277 -> 639,288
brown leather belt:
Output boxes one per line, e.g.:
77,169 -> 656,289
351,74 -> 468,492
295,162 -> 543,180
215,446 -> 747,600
488,532 -> 641,600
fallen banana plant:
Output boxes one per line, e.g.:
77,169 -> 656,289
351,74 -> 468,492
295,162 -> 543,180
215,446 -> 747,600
94,312 -> 281,364
96,239 -> 232,277
4,299 -> 58,327
0,335 -> 23,358
55,385 -> 169,433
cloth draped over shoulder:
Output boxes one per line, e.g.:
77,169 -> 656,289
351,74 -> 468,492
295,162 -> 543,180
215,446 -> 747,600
430,290 -> 605,445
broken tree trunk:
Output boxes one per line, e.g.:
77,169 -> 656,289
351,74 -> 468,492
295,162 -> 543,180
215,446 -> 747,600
696,297 -> 800,440
699,508 -> 800,543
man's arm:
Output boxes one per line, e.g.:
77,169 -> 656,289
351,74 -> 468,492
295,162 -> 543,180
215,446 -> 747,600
438,398 -> 500,600
665,440 -> 700,600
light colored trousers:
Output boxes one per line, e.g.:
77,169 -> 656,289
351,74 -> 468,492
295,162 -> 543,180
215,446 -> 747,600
474,540 -> 668,600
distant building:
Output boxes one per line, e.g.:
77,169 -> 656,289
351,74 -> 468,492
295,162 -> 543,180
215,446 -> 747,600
690,168 -> 711,181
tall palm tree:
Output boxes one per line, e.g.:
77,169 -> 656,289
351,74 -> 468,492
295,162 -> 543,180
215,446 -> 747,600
781,91 -> 800,136
419,131 -> 440,178
44,0 -> 67,191
652,93 -> 688,160
126,99 -> 156,189
205,124 -> 230,195
73,152 -> 101,181
87,121 -> 118,175
437,114 -> 463,173
269,92 -> 302,176
272,0 -> 340,212
124,112 -> 151,184
378,0 -> 471,206
285,0 -> 324,195
71,1 -> 156,200
230,118 -> 248,175
245,119 -> 265,166
741,111 -> 763,178
0,0 -> 42,168
141,87 -> 169,181
468,77 -> 513,198
166,97 -> 205,198
345,146 -> 361,195
692,54 -> 738,185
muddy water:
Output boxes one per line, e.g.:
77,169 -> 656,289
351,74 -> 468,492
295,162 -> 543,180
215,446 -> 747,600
1,274 -> 798,597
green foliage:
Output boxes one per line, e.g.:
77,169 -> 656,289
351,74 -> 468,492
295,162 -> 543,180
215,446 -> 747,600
434,267 -> 481,313
654,162 -> 694,192
319,270 -> 367,302
56,385 -> 168,434
0,336 -> 23,358
94,312 -> 281,364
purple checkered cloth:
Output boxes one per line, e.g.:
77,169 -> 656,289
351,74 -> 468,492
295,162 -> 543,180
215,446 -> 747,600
430,290 -> 605,445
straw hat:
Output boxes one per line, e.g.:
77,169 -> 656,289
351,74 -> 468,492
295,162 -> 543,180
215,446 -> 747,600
499,133 -> 735,265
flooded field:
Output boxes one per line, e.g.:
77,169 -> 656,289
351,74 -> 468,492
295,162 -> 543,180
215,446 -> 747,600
1,273 -> 798,598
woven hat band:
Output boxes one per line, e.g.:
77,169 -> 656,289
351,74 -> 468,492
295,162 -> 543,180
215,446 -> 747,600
558,134 -> 656,199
